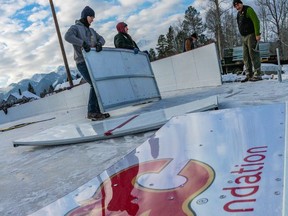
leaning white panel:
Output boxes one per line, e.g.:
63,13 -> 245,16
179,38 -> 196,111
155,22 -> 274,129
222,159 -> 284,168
83,48 -> 161,112
151,43 -> 222,93
13,96 -> 218,147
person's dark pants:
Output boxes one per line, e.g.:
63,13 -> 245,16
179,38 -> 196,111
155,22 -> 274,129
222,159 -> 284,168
76,62 -> 101,114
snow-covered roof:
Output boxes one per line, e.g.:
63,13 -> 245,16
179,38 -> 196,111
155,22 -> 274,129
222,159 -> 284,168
54,78 -> 84,91
21,91 -> 40,99
6,91 -> 39,100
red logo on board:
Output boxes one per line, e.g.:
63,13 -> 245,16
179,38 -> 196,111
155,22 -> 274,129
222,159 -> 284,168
66,159 -> 215,215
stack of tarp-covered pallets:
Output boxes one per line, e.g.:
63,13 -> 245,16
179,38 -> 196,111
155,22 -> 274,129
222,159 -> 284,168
232,42 -> 271,61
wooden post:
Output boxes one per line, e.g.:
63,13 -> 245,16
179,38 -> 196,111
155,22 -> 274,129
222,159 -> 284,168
276,48 -> 282,82
49,0 -> 73,87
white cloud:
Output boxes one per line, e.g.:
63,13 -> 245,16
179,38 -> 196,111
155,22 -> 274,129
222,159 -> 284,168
28,9 -> 50,22
117,0 -> 152,7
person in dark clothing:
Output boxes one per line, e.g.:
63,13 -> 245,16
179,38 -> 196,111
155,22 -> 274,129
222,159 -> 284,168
233,0 -> 262,82
65,6 -> 110,120
114,22 -> 140,54
183,33 -> 198,52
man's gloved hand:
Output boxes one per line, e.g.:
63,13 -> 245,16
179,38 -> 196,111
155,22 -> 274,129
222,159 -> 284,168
95,42 -> 102,52
133,48 -> 139,54
82,41 -> 91,52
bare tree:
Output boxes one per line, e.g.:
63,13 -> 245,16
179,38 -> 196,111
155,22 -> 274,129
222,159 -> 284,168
256,0 -> 288,57
206,0 -> 232,59
173,19 -> 187,53
222,10 -> 240,47
214,0 -> 224,58
255,0 -> 270,41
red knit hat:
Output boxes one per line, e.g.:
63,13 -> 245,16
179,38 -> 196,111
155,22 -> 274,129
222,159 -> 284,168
116,22 -> 127,33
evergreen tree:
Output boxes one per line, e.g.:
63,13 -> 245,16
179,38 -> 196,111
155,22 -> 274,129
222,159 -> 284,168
48,85 -> 54,94
165,26 -> 177,56
173,6 -> 206,53
27,83 -> 36,95
148,48 -> 157,61
183,6 -> 206,37
40,89 -> 47,98
156,34 -> 168,59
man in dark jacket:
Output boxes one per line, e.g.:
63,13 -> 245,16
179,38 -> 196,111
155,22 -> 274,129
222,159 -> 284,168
65,6 -> 109,120
114,22 -> 139,54
234,0 -> 262,82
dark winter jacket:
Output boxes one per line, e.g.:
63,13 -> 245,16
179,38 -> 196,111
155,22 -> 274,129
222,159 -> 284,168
114,32 -> 139,50
65,20 -> 105,64
183,38 -> 196,52
237,5 -> 260,36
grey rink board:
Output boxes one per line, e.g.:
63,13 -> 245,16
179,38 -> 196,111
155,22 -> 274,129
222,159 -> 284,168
13,96 -> 218,146
83,48 -> 161,112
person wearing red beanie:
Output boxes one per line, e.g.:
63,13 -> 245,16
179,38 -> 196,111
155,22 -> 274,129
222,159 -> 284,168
114,22 -> 140,54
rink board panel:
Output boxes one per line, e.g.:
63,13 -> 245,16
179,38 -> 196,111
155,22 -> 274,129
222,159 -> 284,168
13,96 -> 218,146
83,48 -> 161,112
28,103 -> 287,215
151,43 -> 222,93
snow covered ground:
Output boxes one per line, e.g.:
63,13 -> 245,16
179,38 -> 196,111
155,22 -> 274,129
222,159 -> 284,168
222,63 -> 286,82
1,64 -> 288,215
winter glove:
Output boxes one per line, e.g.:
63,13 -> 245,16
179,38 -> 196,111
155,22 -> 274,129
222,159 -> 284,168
133,48 -> 139,54
95,42 -> 102,52
82,41 -> 91,52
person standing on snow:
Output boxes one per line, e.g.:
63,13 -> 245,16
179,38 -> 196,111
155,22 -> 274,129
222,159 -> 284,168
114,22 -> 140,54
233,0 -> 262,82
65,6 -> 110,121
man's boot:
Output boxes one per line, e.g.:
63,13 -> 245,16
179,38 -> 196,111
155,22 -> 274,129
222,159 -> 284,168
240,70 -> 252,83
250,70 -> 263,82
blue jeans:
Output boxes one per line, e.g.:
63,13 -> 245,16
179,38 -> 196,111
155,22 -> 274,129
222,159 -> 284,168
76,62 -> 100,114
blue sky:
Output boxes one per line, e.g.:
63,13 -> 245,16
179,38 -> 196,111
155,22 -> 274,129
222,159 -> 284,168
0,0 -> 245,89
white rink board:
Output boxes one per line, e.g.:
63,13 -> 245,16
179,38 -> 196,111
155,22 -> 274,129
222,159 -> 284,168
83,48 -> 161,112
29,103 -> 286,216
0,84 -> 89,125
152,43 -> 222,93
13,96 -> 218,146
